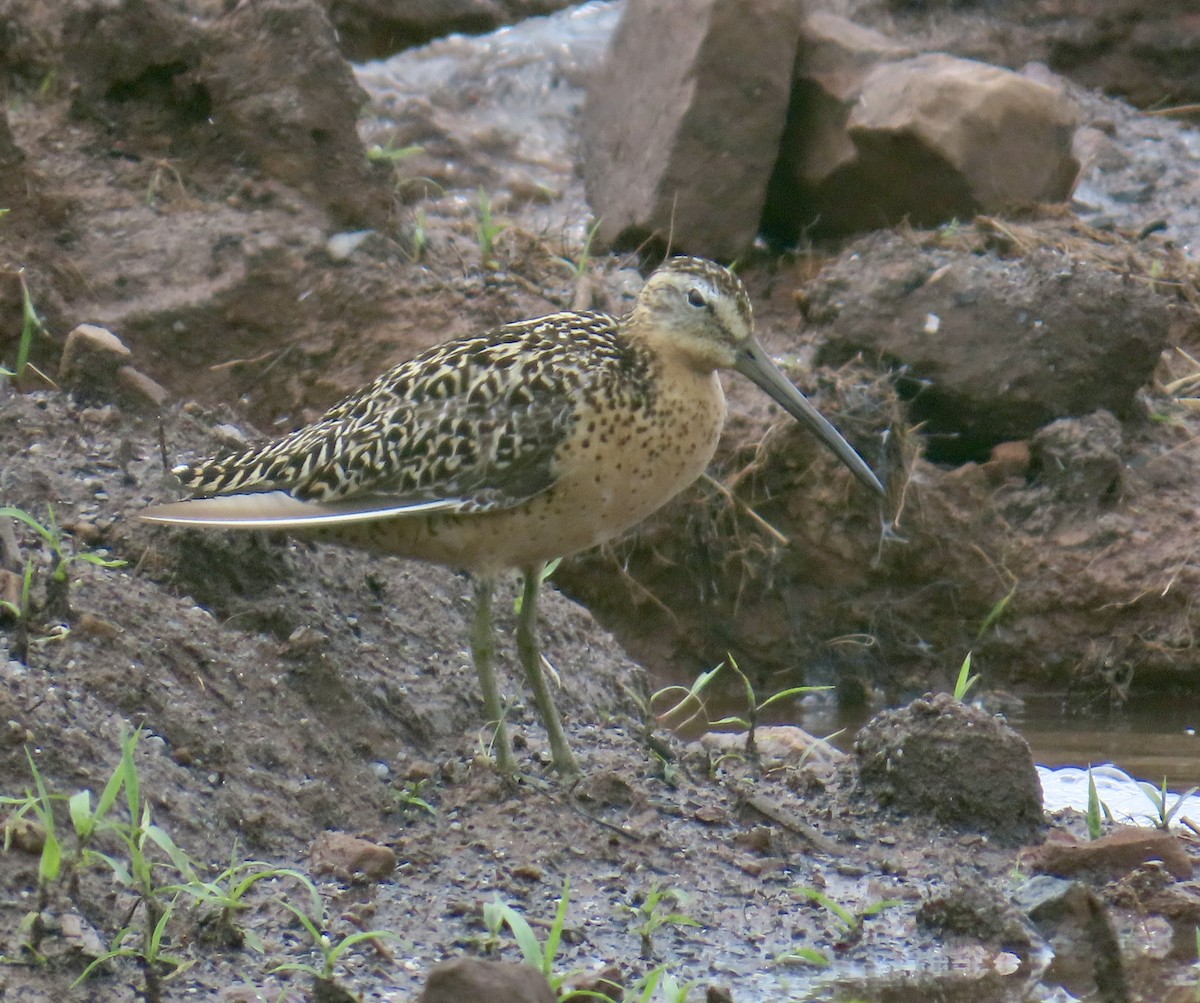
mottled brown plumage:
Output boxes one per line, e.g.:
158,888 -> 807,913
144,257 -> 882,777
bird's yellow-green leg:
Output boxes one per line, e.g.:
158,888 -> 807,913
517,563 -> 579,778
470,575 -> 516,774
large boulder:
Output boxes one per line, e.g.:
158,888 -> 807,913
582,0 -> 804,260
764,51 -> 1080,241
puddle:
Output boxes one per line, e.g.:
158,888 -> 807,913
1013,695 -> 1200,788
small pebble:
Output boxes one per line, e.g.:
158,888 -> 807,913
326,229 -> 374,260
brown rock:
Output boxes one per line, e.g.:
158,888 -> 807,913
561,964 -> 622,1003
2,814 -> 46,855
419,957 -> 557,1003
582,0 -> 804,259
62,0 -> 206,115
62,0 -> 392,228
699,725 -> 845,772
59,324 -> 132,398
854,692 -> 1044,844
1030,826 -> 1193,882
766,50 -> 1079,240
0,568 -> 22,616
980,440 -> 1031,485
1044,4 -> 1200,111
761,12 -> 910,244
1014,876 -> 1128,999
310,831 -> 396,882
1029,411 -> 1122,504
800,12 -> 912,96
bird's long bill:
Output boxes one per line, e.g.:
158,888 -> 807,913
734,339 -> 885,497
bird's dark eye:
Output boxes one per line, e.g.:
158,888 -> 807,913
686,287 -> 706,308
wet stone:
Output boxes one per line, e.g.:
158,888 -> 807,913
1013,875 -> 1129,1002
854,692 -> 1044,844
917,880 -> 1035,946
309,831 -> 396,883
1029,826 -> 1193,882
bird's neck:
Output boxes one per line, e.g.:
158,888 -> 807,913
622,312 -> 720,375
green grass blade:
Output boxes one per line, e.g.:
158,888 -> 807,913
543,879 -> 569,974
38,827 -> 61,885
952,652 -> 978,701
89,849 -> 132,886
276,897 -> 324,943
757,685 -> 832,713
326,928 -> 401,965
68,790 -> 92,840
976,584 -> 1016,641
498,902 -> 543,969
1086,765 -> 1103,840
145,824 -> 197,881
93,759 -> 128,829
793,886 -> 855,929
0,507 -> 53,546
120,726 -> 142,824
777,946 -> 830,967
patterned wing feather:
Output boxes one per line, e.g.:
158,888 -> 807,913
175,312 -> 627,515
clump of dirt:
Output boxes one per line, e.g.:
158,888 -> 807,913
855,691 -> 1044,845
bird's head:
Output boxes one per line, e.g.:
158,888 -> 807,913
629,256 -> 754,369
631,256 -> 885,497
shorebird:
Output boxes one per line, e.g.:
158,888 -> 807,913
143,257 -> 883,778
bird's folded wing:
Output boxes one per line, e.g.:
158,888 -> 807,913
148,319 -> 623,520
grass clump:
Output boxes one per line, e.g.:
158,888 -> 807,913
0,265 -> 51,385
474,188 -> 507,268
0,726 -> 362,1002
1137,776 -> 1199,831
483,879 -> 572,992
626,882 -> 701,960
0,505 -> 126,658
708,656 -> 831,758
271,893 -> 400,998
777,887 -> 901,967
952,652 -> 979,702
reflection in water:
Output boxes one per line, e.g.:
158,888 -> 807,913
1009,694 -> 1200,789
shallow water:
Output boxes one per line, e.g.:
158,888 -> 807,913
1015,694 -> 1200,789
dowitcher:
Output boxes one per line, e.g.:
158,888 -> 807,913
143,257 -> 883,778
